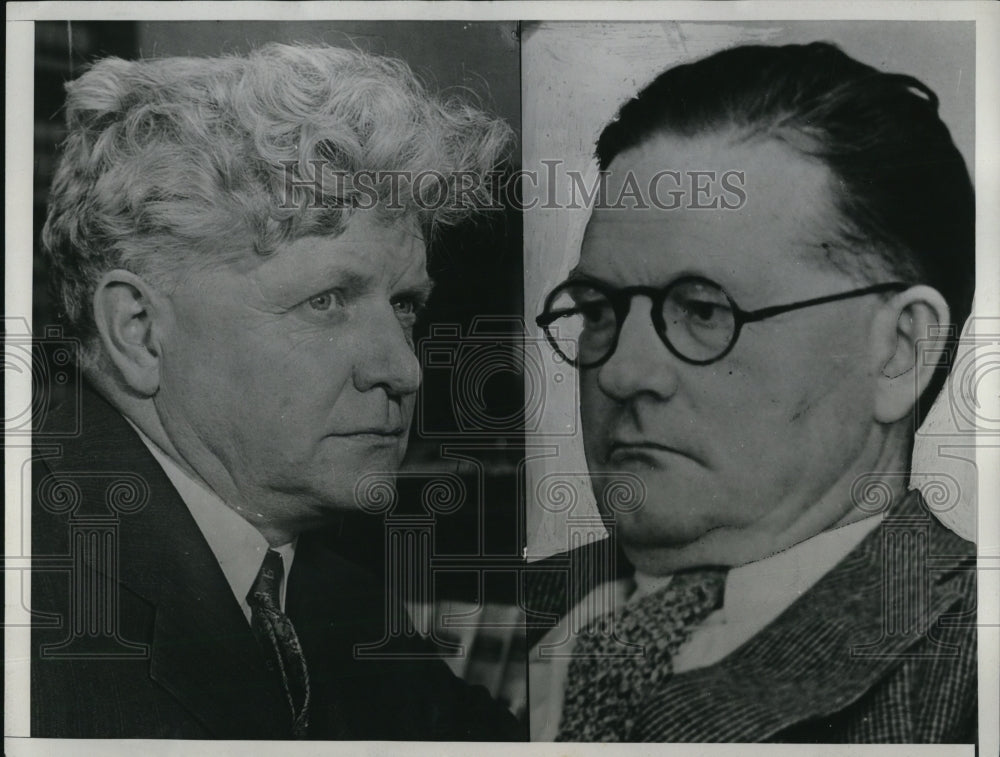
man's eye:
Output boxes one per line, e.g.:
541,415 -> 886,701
674,298 -> 734,334
578,300 -> 614,328
307,291 -> 345,312
392,296 -> 426,320
392,298 -> 415,316
683,300 -> 721,321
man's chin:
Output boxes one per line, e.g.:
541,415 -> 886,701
610,515 -> 731,576
317,440 -> 405,476
285,460 -> 405,516
612,513 -> 708,548
592,466 -> 708,521
598,492 -> 719,551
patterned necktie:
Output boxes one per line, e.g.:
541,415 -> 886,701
247,549 -> 311,739
557,567 -> 727,742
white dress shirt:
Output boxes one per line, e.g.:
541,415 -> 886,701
131,425 -> 295,622
529,514 -> 883,740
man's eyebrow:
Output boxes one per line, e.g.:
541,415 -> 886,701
317,269 -> 376,296
564,268 -> 611,287
564,267 -> 725,289
396,278 -> 436,303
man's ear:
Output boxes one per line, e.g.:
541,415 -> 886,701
871,285 -> 950,424
92,269 -> 167,397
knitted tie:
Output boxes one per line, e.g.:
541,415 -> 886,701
247,549 -> 311,739
557,567 -> 727,742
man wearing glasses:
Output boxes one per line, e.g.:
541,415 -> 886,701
527,42 -> 976,743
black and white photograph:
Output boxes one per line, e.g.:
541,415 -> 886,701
521,20 -> 982,743
19,16 -> 526,743
4,3 -> 998,756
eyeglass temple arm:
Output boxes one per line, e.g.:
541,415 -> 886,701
536,310 -> 570,327
738,283 -> 910,324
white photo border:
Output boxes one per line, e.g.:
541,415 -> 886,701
5,3 -> 998,756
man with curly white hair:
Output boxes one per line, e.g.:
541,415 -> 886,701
31,43 -> 518,740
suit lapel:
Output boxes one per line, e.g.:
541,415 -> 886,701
634,491 -> 974,742
526,491 -> 973,742
42,385 -> 289,738
146,573 -> 289,739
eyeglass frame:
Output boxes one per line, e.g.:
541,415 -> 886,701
535,275 -> 911,368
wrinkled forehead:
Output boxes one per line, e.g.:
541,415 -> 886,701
208,212 -> 431,313
229,210 -> 427,275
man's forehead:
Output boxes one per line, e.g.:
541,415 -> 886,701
580,137 -> 849,296
604,131 -> 829,188
288,212 -> 421,256
241,214 -> 429,297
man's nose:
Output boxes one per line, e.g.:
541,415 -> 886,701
353,305 -> 422,397
594,297 -> 680,402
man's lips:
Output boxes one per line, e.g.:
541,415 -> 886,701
605,440 -> 700,465
328,427 -> 407,440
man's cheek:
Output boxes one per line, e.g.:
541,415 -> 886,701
582,398 -> 615,438
402,393 -> 417,421
579,379 -> 607,430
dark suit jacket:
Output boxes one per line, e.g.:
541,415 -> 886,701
31,383 -> 523,740
524,491 -> 977,743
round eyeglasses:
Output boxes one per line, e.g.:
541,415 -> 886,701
536,275 -> 910,368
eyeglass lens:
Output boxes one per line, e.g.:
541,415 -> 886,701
542,279 -> 737,366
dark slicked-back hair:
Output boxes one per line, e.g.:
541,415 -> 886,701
596,42 -> 974,416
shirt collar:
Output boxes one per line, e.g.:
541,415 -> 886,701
721,514 -> 883,620
632,513 -> 883,618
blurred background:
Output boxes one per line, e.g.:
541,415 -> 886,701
33,20 -> 526,716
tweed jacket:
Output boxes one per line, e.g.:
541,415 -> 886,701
523,491 -> 977,743
31,382 -> 523,740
